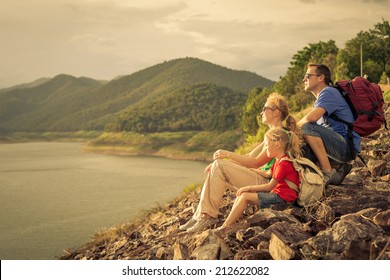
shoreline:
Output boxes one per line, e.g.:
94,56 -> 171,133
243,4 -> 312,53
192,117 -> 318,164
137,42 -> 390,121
0,137 -> 214,162
81,143 -> 213,162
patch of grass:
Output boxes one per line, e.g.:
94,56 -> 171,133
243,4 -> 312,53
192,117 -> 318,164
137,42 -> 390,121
185,130 -> 242,153
182,183 -> 202,194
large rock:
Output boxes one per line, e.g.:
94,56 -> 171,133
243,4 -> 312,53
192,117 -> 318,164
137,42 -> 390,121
302,213 -> 385,259
173,242 -> 188,260
373,210 -> 390,233
190,230 -> 233,260
266,222 -> 312,260
246,208 -> 300,228
368,159 -> 387,176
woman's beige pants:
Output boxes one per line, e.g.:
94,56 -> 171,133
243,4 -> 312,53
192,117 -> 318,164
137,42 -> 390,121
193,159 -> 267,220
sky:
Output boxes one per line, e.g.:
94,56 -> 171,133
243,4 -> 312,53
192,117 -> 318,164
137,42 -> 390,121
0,0 -> 389,89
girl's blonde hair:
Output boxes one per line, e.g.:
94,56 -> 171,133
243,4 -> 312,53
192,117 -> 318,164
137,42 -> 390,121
266,92 -> 300,135
265,128 -> 302,159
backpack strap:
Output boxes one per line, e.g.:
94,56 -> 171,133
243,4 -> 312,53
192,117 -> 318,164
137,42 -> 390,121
330,83 -> 358,160
332,83 -> 358,119
285,178 -> 299,192
279,157 -> 299,193
294,157 -> 324,178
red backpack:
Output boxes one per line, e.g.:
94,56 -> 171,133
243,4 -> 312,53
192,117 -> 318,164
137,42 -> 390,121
332,76 -> 387,137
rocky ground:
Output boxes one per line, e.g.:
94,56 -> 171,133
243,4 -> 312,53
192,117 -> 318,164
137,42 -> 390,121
59,104 -> 390,260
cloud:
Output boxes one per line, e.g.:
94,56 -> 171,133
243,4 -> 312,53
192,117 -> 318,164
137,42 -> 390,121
0,0 -> 389,87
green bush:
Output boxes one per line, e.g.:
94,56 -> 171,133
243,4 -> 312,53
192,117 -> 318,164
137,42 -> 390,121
384,89 -> 390,102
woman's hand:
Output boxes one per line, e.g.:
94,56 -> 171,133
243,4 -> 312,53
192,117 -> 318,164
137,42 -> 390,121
204,163 -> 212,173
213,149 -> 231,160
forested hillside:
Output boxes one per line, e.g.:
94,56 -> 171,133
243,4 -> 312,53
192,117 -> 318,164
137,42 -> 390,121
0,58 -> 274,133
106,84 -> 247,133
0,75 -> 103,131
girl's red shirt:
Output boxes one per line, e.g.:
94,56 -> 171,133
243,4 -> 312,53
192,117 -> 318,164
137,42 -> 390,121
270,155 -> 300,202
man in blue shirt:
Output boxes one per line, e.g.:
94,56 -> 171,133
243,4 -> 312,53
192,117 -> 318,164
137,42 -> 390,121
298,63 -> 360,186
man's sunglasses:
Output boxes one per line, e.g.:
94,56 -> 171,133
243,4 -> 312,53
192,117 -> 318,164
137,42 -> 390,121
304,73 -> 321,79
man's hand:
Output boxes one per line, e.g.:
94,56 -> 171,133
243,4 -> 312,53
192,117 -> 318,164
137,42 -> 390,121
297,107 -> 326,127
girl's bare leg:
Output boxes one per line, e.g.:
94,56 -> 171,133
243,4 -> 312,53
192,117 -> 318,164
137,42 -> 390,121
222,192 -> 259,228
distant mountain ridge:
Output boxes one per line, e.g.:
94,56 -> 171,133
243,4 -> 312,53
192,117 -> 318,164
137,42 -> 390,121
0,57 -> 274,133
0,77 -> 51,93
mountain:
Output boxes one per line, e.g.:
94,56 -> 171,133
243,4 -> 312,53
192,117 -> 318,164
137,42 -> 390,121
0,57 -> 275,133
0,75 -> 103,132
0,77 -> 51,93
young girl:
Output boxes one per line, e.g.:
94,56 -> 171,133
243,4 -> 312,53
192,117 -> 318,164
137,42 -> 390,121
219,128 -> 301,229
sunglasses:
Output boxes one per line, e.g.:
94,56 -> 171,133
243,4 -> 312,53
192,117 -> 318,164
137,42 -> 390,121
304,73 -> 320,79
262,106 -> 276,112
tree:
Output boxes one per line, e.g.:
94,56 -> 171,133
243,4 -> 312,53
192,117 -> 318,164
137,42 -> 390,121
364,59 -> 383,82
274,40 -> 338,111
379,71 -> 389,84
338,19 -> 390,82
335,61 -> 350,81
370,19 -> 390,75
240,87 -> 271,136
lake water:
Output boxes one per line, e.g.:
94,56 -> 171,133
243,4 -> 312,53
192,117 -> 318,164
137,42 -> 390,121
0,142 -> 208,260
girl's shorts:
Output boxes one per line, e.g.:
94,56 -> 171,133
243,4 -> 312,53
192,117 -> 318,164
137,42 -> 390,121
257,192 -> 285,208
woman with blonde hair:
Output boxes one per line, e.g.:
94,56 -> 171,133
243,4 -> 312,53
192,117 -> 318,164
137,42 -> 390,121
219,128 -> 301,229
180,92 -> 300,233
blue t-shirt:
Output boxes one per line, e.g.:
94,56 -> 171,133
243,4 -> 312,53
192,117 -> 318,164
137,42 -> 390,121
315,86 -> 361,153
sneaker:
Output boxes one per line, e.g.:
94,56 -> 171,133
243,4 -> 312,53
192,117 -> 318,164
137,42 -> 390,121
186,218 -> 218,233
334,163 -> 352,185
179,218 -> 196,231
323,168 -> 338,187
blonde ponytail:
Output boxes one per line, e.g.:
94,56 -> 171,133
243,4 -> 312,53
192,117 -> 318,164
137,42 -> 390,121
286,130 -> 302,159
265,128 -> 302,159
